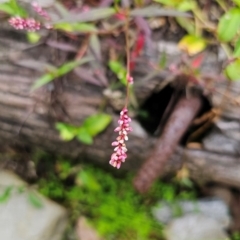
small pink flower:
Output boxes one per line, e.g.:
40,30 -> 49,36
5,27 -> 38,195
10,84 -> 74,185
127,74 -> 134,84
9,17 -> 41,31
109,108 -> 132,169
32,2 -> 51,20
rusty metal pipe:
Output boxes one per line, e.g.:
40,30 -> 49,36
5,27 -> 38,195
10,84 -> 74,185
133,95 -> 202,193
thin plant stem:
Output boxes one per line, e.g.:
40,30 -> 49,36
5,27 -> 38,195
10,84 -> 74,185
124,10 -> 131,108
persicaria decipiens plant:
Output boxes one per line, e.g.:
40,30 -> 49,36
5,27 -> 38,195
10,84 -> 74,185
8,1 -> 134,169
109,15 -> 134,169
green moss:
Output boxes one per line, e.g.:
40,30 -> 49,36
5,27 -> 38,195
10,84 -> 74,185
35,155 -> 196,240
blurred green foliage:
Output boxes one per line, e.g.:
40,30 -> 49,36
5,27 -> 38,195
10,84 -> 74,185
35,153 -> 197,240
56,113 -> 112,144
232,232 -> 240,240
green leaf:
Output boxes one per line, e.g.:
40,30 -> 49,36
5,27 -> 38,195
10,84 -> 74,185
0,3 -> 16,15
32,73 -> 54,90
54,22 -> 74,32
27,32 -> 41,44
54,22 -> 96,32
108,60 -> 127,85
176,17 -> 195,34
234,38 -> 240,57
232,0 -> 240,8
56,122 -> 76,141
159,52 -> 167,68
177,0 -> 196,11
217,8 -> 240,42
153,0 -> 178,7
73,23 -> 97,32
56,7 -> 116,23
28,192 -> 43,209
90,34 -> 102,60
130,7 -> 190,17
76,170 -> 101,191
225,59 -> 240,81
32,57 -> 92,90
82,113 -> 112,137
77,127 -> 93,145
0,0 -> 27,16
178,35 -> 206,55
0,186 -> 12,203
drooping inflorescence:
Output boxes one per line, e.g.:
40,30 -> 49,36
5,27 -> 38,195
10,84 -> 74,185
31,2 -> 51,20
8,17 -> 41,31
109,108 -> 132,169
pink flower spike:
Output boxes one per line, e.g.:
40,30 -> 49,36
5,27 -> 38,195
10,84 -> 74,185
109,108 -> 132,169
32,2 -> 51,20
9,17 -> 41,31
127,74 -> 134,84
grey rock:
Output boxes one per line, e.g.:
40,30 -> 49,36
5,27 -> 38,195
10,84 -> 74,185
0,170 -> 68,240
165,214 -> 229,240
153,198 -> 231,228
130,120 -> 148,138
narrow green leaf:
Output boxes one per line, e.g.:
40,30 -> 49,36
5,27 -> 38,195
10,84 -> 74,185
130,7 -> 191,17
90,34 -> 102,61
176,17 -> 195,34
32,57 -> 92,90
57,60 -> 82,76
28,192 -> 43,209
27,32 -> 41,44
2,0 -> 27,16
73,23 -> 97,32
177,0 -> 196,11
0,0 -> 26,16
234,38 -> 240,57
153,0 -> 176,7
53,1 -> 69,18
54,22 -> 74,32
82,113 -> 112,137
76,170 -> 101,191
56,122 -> 76,141
159,52 -> 167,68
217,8 -> 240,42
225,59 -> 240,81
109,60 -> 127,85
32,73 -> 54,90
0,186 -> 12,203
77,127 -> 93,145
54,22 -> 96,32
55,7 -> 116,23
0,3 -> 16,15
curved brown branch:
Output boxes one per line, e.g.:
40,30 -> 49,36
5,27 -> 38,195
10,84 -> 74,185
133,95 -> 202,193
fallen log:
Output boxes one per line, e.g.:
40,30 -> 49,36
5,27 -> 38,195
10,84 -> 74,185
0,25 -> 240,190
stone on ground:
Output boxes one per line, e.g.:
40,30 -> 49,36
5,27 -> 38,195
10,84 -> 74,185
0,170 -> 68,240
165,214 -> 229,240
